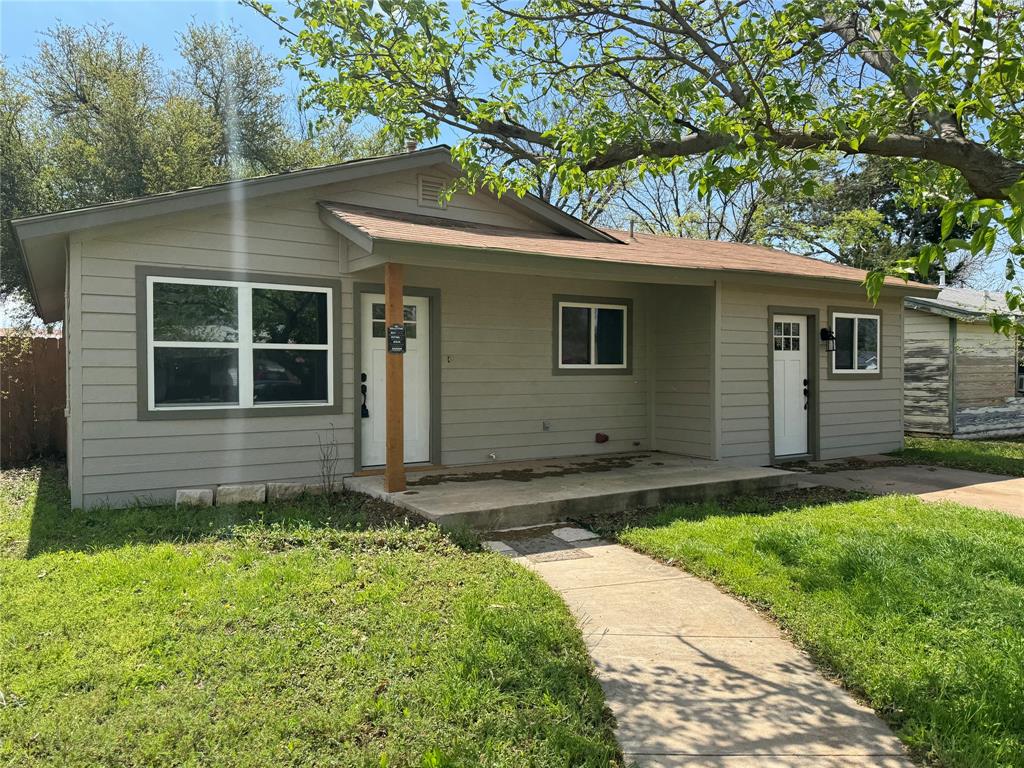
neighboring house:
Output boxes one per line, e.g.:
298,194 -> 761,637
13,146 -> 936,509
904,287 -> 1024,438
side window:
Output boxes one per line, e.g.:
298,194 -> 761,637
832,312 -> 880,374
556,299 -> 629,371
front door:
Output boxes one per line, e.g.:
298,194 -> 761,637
772,314 -> 809,457
361,294 -> 430,467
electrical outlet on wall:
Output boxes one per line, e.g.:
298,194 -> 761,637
542,420 -> 552,432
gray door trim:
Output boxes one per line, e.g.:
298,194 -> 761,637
767,306 -> 820,464
353,282 -> 442,472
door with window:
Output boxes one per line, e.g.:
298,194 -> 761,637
772,315 -> 809,457
360,294 -> 430,467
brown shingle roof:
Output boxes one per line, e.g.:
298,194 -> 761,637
319,202 -> 928,289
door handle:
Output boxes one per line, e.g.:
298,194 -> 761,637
360,372 -> 369,418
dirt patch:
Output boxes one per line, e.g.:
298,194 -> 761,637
777,455 -> 904,474
407,454 -> 650,487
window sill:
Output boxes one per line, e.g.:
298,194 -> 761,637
138,402 -> 343,421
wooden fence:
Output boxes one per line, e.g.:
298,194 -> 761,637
1,335 -> 66,464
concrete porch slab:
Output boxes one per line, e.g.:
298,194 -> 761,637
344,453 -> 796,531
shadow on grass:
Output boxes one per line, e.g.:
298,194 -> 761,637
24,463 -> 429,558
579,485 -> 870,538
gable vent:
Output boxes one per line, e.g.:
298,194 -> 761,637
418,175 -> 448,209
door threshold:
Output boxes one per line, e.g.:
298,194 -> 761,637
353,463 -> 445,478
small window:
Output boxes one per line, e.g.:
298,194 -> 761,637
832,312 -> 880,373
418,175 -> 448,209
773,321 -> 800,351
371,302 -> 418,339
148,276 -> 333,411
557,300 -> 629,370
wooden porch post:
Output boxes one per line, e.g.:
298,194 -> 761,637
384,262 -> 406,492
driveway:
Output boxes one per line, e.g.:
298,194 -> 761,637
812,465 -> 1024,517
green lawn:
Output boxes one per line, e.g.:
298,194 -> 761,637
895,436 -> 1024,477
0,465 -> 619,767
588,489 -> 1024,768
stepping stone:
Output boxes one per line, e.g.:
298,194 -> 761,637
551,526 -> 600,542
481,540 -> 517,556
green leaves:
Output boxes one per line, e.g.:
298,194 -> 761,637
247,0 -> 1022,325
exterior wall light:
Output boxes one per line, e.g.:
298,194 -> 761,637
820,327 -> 836,352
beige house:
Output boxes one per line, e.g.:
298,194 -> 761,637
904,287 -> 1024,438
14,146 -> 936,509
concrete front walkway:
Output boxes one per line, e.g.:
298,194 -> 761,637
812,464 -> 1024,518
487,528 -> 912,768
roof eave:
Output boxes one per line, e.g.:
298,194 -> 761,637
361,235 -> 942,291
905,296 -> 1016,322
11,147 -> 456,241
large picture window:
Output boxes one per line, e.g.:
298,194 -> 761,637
831,312 -> 880,374
147,275 -> 333,411
556,299 -> 629,370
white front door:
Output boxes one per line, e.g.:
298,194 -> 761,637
361,294 -> 430,467
772,314 -> 809,457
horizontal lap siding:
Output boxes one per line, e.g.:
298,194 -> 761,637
903,310 -> 951,434
719,282 -> 905,464
75,186 -> 356,508
652,285 -> 715,458
403,266 -> 649,465
321,167 -> 551,231
72,162 -> 544,507
954,322 -> 1017,408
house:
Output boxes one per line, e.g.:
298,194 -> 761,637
12,146 -> 937,509
904,286 -> 1024,438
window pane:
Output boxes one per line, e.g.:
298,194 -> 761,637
154,348 -> 239,405
372,303 -> 385,320
253,350 -> 328,403
252,289 -> 328,345
403,305 -> 417,321
372,321 -> 385,338
404,323 -> 417,339
560,306 -> 591,365
857,317 -> 879,370
153,283 -> 237,342
834,317 -> 855,370
595,308 -> 625,365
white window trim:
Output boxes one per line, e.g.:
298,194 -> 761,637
557,300 -> 629,370
831,311 -> 881,374
147,275 -> 334,411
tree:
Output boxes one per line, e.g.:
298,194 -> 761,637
249,0 -> 1024,329
1,21 -> 383,317
608,164 -> 780,241
755,158 -> 986,284
0,62 -> 52,320
175,23 -> 299,175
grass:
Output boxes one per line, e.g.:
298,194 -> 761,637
895,436 -> 1024,477
0,464 -> 620,767
586,488 -> 1024,768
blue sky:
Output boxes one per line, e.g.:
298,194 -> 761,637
1,1 -> 1010,294
1,1 -> 294,79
